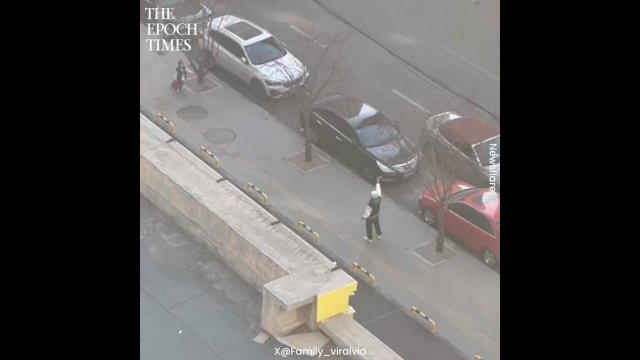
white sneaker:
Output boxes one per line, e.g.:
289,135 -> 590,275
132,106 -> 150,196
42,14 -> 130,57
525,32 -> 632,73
377,235 -> 382,240
363,236 -> 373,243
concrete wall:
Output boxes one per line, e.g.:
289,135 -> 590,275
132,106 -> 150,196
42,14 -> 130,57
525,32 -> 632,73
140,117 -> 335,290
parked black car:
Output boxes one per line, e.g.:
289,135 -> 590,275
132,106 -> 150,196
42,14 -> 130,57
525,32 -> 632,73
301,95 -> 420,182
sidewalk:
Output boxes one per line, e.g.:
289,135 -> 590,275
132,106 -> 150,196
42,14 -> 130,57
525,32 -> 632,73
140,26 -> 499,360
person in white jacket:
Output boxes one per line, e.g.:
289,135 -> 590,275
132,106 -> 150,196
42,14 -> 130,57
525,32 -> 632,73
361,176 -> 383,242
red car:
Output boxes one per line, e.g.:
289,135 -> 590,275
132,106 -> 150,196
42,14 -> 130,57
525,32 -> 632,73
419,181 -> 500,268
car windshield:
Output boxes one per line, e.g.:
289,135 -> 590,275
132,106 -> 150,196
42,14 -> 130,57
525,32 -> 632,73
356,114 -> 400,148
473,136 -> 500,166
244,37 -> 286,65
472,192 -> 499,206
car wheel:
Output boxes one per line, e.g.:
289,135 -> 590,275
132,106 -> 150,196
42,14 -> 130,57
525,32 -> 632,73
421,208 -> 437,226
482,248 -> 497,268
250,79 -> 267,99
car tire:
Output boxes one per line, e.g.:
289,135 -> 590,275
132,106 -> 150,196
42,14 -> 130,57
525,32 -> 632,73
250,79 -> 267,99
361,164 -> 377,183
421,208 -> 437,227
482,248 -> 497,268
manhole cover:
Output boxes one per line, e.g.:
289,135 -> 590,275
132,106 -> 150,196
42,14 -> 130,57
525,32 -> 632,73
204,128 -> 236,144
177,106 -> 208,120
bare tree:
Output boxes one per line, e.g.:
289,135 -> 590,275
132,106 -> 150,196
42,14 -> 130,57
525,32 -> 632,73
185,0 -> 236,84
296,20 -> 352,162
417,116 -> 468,253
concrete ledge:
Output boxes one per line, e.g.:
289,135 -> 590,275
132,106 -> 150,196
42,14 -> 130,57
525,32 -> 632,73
140,115 -> 170,154
319,315 -> 403,360
140,113 -> 172,146
140,115 -> 336,289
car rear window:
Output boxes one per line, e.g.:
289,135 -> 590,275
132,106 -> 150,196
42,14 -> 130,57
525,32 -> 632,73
471,192 -> 498,206
244,36 -> 286,65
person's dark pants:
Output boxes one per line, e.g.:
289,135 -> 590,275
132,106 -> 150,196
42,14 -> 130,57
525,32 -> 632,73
366,216 -> 382,239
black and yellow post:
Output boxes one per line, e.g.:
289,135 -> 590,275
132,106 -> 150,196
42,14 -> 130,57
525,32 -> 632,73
297,221 -> 320,245
199,147 -> 221,168
155,113 -> 176,134
246,182 -> 269,205
410,306 -> 437,333
351,262 -> 377,288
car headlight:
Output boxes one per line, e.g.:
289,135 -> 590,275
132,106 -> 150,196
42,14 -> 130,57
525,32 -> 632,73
376,160 -> 395,173
265,79 -> 282,86
410,155 -> 419,168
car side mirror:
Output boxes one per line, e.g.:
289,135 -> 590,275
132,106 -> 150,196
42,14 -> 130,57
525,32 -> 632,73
241,57 -> 248,64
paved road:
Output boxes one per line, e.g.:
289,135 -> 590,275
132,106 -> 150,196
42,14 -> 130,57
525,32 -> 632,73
315,0 -> 500,119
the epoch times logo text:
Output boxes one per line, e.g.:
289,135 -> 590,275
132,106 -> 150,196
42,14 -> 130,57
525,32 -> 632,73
144,8 -> 197,52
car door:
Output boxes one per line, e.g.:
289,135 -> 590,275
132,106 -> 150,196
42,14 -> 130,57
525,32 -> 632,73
314,110 -> 354,159
223,37 -> 254,83
310,109 -> 335,145
326,112 -> 359,163
212,32 -> 251,82
464,209 -> 497,252
445,202 -> 481,249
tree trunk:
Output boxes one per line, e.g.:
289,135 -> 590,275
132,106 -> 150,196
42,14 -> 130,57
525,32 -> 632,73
197,66 -> 205,85
303,111 -> 313,162
436,206 -> 445,253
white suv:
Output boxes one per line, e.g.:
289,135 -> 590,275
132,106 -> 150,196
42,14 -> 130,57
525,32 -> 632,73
203,15 -> 308,99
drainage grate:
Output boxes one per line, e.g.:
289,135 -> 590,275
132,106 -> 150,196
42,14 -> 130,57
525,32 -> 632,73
413,243 -> 456,267
204,128 -> 236,144
177,106 -> 208,121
